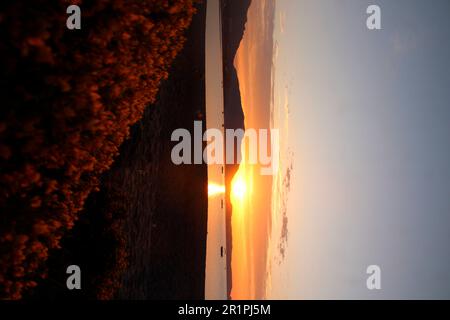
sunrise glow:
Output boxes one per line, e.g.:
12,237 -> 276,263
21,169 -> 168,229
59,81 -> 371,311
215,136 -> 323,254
231,176 -> 247,201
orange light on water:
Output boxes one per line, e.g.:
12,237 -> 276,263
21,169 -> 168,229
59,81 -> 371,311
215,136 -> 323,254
208,183 -> 225,197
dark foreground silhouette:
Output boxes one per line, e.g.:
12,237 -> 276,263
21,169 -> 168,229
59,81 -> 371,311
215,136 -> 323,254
29,1 -> 208,300
0,0 -> 198,300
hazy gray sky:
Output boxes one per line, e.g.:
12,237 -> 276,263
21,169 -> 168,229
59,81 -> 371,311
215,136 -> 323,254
267,0 -> 450,299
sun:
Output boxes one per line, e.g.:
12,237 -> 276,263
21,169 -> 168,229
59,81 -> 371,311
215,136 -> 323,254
231,176 -> 247,201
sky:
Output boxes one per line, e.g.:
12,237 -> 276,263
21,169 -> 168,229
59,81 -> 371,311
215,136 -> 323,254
233,0 -> 450,299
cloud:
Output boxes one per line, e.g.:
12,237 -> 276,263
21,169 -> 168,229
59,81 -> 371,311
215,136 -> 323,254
274,40 -> 279,61
279,11 -> 286,34
277,155 -> 292,261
